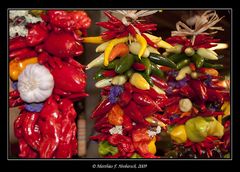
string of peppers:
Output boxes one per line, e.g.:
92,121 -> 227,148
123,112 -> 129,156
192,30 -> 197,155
84,10 -> 230,158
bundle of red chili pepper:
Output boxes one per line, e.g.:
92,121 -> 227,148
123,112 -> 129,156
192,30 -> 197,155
9,10 -> 91,158
157,21 -> 230,158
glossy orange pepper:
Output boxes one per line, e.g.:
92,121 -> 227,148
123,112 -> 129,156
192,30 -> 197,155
107,104 -> 124,125
9,57 -> 38,81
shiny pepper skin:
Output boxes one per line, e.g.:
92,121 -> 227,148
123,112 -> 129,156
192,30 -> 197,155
130,73 -> 150,90
9,57 -> 38,81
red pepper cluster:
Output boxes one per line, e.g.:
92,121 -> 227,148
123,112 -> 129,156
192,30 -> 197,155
90,80 -> 170,158
10,10 -> 91,158
166,34 -> 220,51
162,66 -> 230,157
14,96 -> 77,158
97,11 -> 157,47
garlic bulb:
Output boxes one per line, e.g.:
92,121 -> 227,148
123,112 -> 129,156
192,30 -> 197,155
18,64 -> 54,103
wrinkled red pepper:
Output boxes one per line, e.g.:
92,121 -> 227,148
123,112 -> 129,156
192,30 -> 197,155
9,37 -> 28,51
9,48 -> 37,60
123,101 -> 145,124
90,98 -> 114,119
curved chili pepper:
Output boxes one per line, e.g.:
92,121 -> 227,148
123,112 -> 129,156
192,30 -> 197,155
148,87 -> 168,100
122,115 -> 133,132
14,112 -> 26,138
102,70 -> 117,77
118,91 -> 132,107
165,96 -> 181,106
9,37 -> 28,51
9,48 -> 37,60
188,79 -> 208,101
96,22 -> 116,30
150,75 -> 168,89
90,134 -> 110,142
90,98 -> 114,119
141,33 -> 158,49
133,62 -> 146,71
179,85 -> 196,98
139,104 -> 160,117
9,90 -> 24,107
207,88 -> 224,105
22,112 -> 41,150
123,101 -> 145,124
104,11 -> 122,24
124,82 -> 133,94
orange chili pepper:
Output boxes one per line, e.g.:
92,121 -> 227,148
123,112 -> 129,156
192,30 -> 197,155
189,63 -> 196,71
107,104 -> 124,125
108,43 -> 129,62
159,66 -> 172,72
180,111 -> 192,118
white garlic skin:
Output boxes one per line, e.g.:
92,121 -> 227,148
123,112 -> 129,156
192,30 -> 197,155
18,64 -> 54,103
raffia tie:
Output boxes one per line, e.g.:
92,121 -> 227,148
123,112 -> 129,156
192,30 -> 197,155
171,10 -> 224,44
111,10 -> 158,35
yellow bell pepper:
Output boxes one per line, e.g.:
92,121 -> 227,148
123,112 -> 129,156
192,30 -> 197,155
129,73 -> 150,90
136,34 -> 147,59
9,57 -> 38,81
148,136 -> 156,155
170,125 -> 187,144
82,36 -> 105,44
104,37 -> 128,66
221,101 -> 230,118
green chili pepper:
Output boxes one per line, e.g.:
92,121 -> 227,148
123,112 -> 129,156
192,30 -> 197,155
151,62 -> 164,78
203,62 -> 224,69
93,69 -> 105,80
130,153 -> 142,158
104,59 -> 120,69
125,68 -> 134,78
192,54 -> 204,68
140,72 -> 153,86
141,57 -> 151,75
176,59 -> 191,70
98,141 -> 119,156
115,54 -> 134,74
168,53 -> 189,63
149,53 -> 177,69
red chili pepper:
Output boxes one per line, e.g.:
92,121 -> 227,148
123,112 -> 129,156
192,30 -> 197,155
124,82 -> 133,94
104,11 -> 122,24
90,98 -> 114,119
154,114 -> 170,125
139,104 -> 160,117
96,21 -> 116,30
22,112 -> 41,150
133,93 -> 154,106
123,101 -> 145,124
165,96 -> 180,106
9,48 -> 37,60
133,62 -> 146,71
151,75 -> 168,89
148,87 -> 168,101
166,104 -> 180,115
9,90 -> 24,107
102,70 -> 117,77
9,37 -> 28,51
118,91 -> 132,107
141,33 -> 158,49
26,23 -> 48,46
127,24 -> 137,37
188,80 -> 208,101
14,112 -> 26,138
90,134 -> 109,142
207,88 -> 224,105
18,138 -> 38,158
179,85 -> 196,98
122,115 -> 133,132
